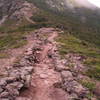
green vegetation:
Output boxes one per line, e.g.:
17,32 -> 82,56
80,80 -> 96,91
0,18 -> 36,51
0,18 -> 32,51
56,33 -> 100,80
56,33 -> 100,57
31,15 -> 47,22
84,58 -> 100,80
87,93 -> 94,100
0,32 -> 27,50
80,80 -> 96,99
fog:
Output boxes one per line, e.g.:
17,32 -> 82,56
64,0 -> 98,9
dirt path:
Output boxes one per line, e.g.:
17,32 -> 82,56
19,30 -> 69,100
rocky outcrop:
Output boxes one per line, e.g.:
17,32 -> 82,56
0,0 -> 37,25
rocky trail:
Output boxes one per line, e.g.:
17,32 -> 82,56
0,28 -> 94,100
18,28 -> 69,100
0,0 -> 100,99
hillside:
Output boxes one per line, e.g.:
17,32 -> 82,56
0,0 -> 100,100
27,0 -> 100,46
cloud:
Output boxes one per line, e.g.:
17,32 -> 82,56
64,0 -> 97,9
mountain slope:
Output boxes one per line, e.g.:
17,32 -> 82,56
28,0 -> 100,46
0,0 -> 37,26
0,0 -> 38,51
0,0 -> 100,99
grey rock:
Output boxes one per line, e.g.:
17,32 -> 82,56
25,48 -> 33,55
22,66 -> 33,74
24,75 -> 31,88
40,74 -> 48,79
19,58 -> 29,66
13,64 -> 23,68
70,93 -> 78,99
62,80 -> 88,98
55,64 -> 66,72
9,69 -> 21,77
20,66 -> 33,80
54,58 -> 69,72
0,80 -> 7,87
61,71 -> 73,79
3,77 -> 17,83
6,82 -> 23,90
0,87 -> 3,93
0,91 -> 9,98
7,88 -> 19,97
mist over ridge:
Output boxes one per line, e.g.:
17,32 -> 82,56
35,0 -> 99,11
